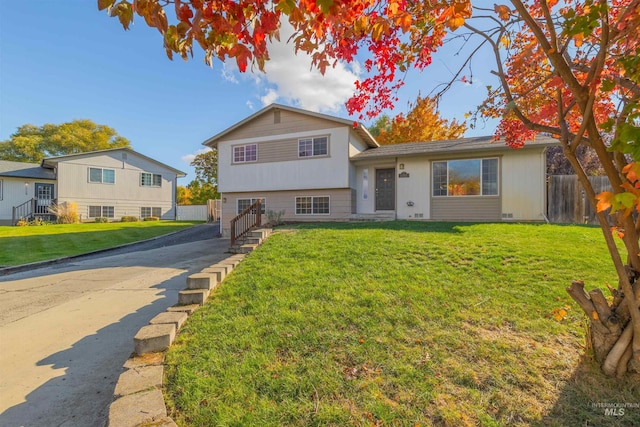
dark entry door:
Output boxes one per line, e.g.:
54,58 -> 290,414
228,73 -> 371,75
375,168 -> 395,211
35,183 -> 54,215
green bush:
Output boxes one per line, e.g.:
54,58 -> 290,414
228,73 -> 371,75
121,216 -> 139,222
143,216 -> 160,221
94,217 -> 109,223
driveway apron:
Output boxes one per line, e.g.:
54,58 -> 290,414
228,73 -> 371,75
0,227 -> 230,427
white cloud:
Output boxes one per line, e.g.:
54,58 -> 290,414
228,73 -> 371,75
221,21 -> 362,114
258,22 -> 361,113
181,147 -> 212,164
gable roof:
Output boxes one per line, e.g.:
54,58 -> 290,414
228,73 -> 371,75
41,148 -> 186,177
351,135 -> 559,161
0,160 -> 56,180
203,103 -> 379,148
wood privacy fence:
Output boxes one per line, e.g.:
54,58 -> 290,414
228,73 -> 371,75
176,200 -> 221,222
547,175 -> 611,224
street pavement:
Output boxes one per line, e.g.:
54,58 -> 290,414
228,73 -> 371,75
0,223 -> 230,427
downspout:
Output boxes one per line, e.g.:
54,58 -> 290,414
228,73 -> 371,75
395,157 -> 398,220
542,147 -> 550,223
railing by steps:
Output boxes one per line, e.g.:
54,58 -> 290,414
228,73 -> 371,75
12,198 -> 56,225
230,199 -> 262,247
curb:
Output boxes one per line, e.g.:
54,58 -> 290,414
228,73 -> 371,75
0,223 -> 219,276
106,228 -> 272,426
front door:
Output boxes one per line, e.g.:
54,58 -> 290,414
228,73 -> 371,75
375,168 -> 395,211
34,183 -> 54,215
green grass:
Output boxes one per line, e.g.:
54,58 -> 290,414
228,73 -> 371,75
0,221 -> 202,266
164,222 -> 640,426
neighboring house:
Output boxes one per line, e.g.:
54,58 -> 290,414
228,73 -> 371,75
203,104 -> 558,237
0,148 -> 185,225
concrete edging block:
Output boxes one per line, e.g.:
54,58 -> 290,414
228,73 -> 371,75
108,389 -> 167,427
178,289 -> 210,306
114,365 -> 164,397
134,324 -> 176,356
149,311 -> 188,330
186,273 -> 217,290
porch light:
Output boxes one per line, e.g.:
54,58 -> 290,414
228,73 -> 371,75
399,163 -> 405,170
24,182 -> 28,195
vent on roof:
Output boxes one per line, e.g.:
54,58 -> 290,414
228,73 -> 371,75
274,110 -> 281,124
122,152 -> 128,160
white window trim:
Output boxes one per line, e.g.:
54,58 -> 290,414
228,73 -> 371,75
88,205 -> 115,218
432,158 -> 500,198
236,197 -> 266,214
232,144 -> 258,164
298,136 -> 330,158
294,195 -> 331,216
88,167 -> 115,184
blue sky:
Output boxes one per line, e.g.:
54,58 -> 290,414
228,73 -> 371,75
0,1 -> 497,183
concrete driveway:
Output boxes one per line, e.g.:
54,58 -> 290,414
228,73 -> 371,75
0,224 -> 231,427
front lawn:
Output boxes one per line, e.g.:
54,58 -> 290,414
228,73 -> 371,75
164,222 -> 639,426
0,221 -> 202,266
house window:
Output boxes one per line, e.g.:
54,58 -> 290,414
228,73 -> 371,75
141,173 -> 162,187
141,207 -> 162,218
432,158 -> 499,197
298,136 -> 328,157
233,144 -> 257,163
89,167 -> 115,184
237,198 -> 266,214
89,206 -> 115,218
295,196 -> 330,215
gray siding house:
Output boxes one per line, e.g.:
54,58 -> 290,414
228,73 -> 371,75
203,104 -> 558,237
0,148 -> 185,225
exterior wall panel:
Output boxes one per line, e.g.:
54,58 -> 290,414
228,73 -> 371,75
501,148 -> 547,221
431,196 -> 502,221
0,178 -> 56,224
220,188 -> 352,237
217,109 -> 342,142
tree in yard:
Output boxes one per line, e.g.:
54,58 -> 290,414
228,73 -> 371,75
176,185 -> 193,205
0,120 -> 130,163
367,114 -> 392,138
188,149 -> 220,203
101,0 -> 640,376
375,95 -> 466,145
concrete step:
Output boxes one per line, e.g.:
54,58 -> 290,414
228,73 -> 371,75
186,273 -> 217,290
350,213 -> 396,221
149,311 -> 188,330
167,304 -> 199,315
178,289 -> 210,306
134,324 -> 176,355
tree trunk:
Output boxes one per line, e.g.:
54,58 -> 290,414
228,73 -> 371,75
567,280 -> 640,376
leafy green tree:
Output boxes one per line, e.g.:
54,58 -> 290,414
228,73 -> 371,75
367,114 -> 392,138
0,120 -> 130,163
184,149 -> 220,204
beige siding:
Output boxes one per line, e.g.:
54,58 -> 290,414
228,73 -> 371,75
221,188 -> 352,237
233,134 -> 332,165
431,196 -> 501,221
218,109 -> 342,142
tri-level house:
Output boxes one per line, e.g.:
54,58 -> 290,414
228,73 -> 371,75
0,148 -> 185,225
203,104 -> 557,238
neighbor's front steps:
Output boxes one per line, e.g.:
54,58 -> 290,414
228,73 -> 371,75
107,228 -> 272,427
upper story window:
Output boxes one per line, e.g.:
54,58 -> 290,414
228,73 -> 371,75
298,136 -> 328,157
432,158 -> 499,197
89,167 -> 115,184
141,172 -> 162,187
233,144 -> 257,163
